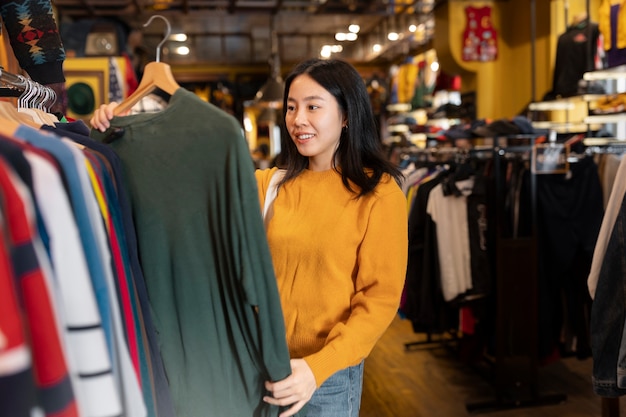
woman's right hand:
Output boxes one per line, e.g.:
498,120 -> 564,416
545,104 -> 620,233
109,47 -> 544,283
90,101 -> 124,132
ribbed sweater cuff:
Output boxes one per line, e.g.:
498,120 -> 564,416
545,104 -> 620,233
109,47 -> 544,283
304,350 -> 337,388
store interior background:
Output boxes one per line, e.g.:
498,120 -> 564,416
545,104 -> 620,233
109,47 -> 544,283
1,0 -> 601,161
4,0 -> 623,416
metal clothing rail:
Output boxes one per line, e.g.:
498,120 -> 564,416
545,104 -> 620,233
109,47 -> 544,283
0,66 -> 28,96
0,66 -> 56,110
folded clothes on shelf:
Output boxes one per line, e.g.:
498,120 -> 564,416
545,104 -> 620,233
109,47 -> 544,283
591,93 -> 626,114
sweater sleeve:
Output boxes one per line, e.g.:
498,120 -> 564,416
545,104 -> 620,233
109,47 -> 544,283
0,0 -> 66,84
304,180 -> 409,386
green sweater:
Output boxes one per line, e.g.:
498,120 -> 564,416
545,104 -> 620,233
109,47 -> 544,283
256,167 -> 408,387
92,88 -> 293,417
0,0 -> 65,84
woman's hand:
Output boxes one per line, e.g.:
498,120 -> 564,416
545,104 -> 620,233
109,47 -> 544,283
264,359 -> 317,417
90,101 -> 126,132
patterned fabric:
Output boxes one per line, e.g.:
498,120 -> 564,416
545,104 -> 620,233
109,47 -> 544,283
130,94 -> 168,114
0,0 -> 66,84
0,156 -> 79,417
0,205 -> 40,417
108,57 -> 124,103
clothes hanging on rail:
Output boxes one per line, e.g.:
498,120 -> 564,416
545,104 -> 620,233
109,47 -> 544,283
589,152 -> 626,397
546,20 -> 603,100
0,149 -> 79,417
536,156 -> 603,360
0,121 -> 160,417
398,147 -> 603,363
401,166 -> 451,334
400,156 -> 492,337
90,88 -> 295,417
41,120 -> 176,417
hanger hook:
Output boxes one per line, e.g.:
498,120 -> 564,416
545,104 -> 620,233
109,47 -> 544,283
143,14 -> 171,63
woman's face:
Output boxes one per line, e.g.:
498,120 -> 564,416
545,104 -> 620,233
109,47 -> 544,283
285,74 -> 346,171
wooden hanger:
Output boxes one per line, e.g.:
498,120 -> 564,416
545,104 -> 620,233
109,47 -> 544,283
0,101 -> 42,128
114,15 -> 180,116
0,113 -> 22,137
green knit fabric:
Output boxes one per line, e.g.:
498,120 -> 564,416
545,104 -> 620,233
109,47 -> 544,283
0,0 -> 65,84
91,88 -> 294,417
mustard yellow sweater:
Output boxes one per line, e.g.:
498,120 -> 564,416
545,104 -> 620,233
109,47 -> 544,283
256,167 -> 408,387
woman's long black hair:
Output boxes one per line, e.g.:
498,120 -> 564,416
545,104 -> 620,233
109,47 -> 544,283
278,58 -> 403,197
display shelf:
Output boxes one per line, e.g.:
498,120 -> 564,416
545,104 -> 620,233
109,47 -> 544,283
387,124 -> 410,133
583,137 -> 624,146
583,65 -> 626,140
583,65 -> 626,81
386,103 -> 413,112
425,118 -> 461,130
531,121 -> 602,133
584,113 -> 626,124
529,94 -> 605,111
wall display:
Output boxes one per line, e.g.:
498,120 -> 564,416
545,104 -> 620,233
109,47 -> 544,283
599,0 -> 626,68
63,57 -> 129,122
462,5 -> 498,62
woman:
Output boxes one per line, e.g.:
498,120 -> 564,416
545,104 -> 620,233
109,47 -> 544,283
257,58 -> 407,417
89,58 -> 408,417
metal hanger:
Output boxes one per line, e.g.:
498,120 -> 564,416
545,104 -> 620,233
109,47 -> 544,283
113,14 -> 180,116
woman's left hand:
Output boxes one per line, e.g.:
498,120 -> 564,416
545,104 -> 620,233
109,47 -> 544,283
264,359 -> 316,417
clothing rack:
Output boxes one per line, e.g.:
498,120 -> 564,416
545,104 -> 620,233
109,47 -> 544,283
580,138 -> 626,417
399,137 -> 568,411
0,66 -> 56,108
466,136 -> 568,413
401,145 -> 491,353
0,66 -> 29,97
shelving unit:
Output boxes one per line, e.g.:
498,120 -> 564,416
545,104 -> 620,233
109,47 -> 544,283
582,66 -> 626,140
528,95 -> 596,135
528,66 -> 626,139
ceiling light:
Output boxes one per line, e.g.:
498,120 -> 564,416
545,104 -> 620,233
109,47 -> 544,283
346,33 -> 358,41
255,76 -> 284,106
387,32 -> 400,41
169,33 -> 187,42
348,24 -> 360,33
255,16 -> 284,107
320,44 -> 343,58
335,32 -> 347,41
373,44 -> 382,53
175,46 -> 190,55
409,24 -> 417,33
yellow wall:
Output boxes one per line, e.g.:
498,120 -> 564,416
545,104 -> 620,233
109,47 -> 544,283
435,0 -> 600,119
1,24 -> 21,76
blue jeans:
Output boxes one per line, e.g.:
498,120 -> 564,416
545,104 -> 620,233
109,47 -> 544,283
305,362 -> 364,417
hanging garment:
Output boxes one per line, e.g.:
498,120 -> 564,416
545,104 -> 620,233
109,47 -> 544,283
0,185 -> 40,417
599,0 -> 626,66
43,120 -> 175,417
11,125 -> 146,417
536,157 -> 603,359
22,146 -> 122,417
0,156 -> 79,417
90,88 -> 294,417
462,6 -> 498,62
549,21 -> 602,98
